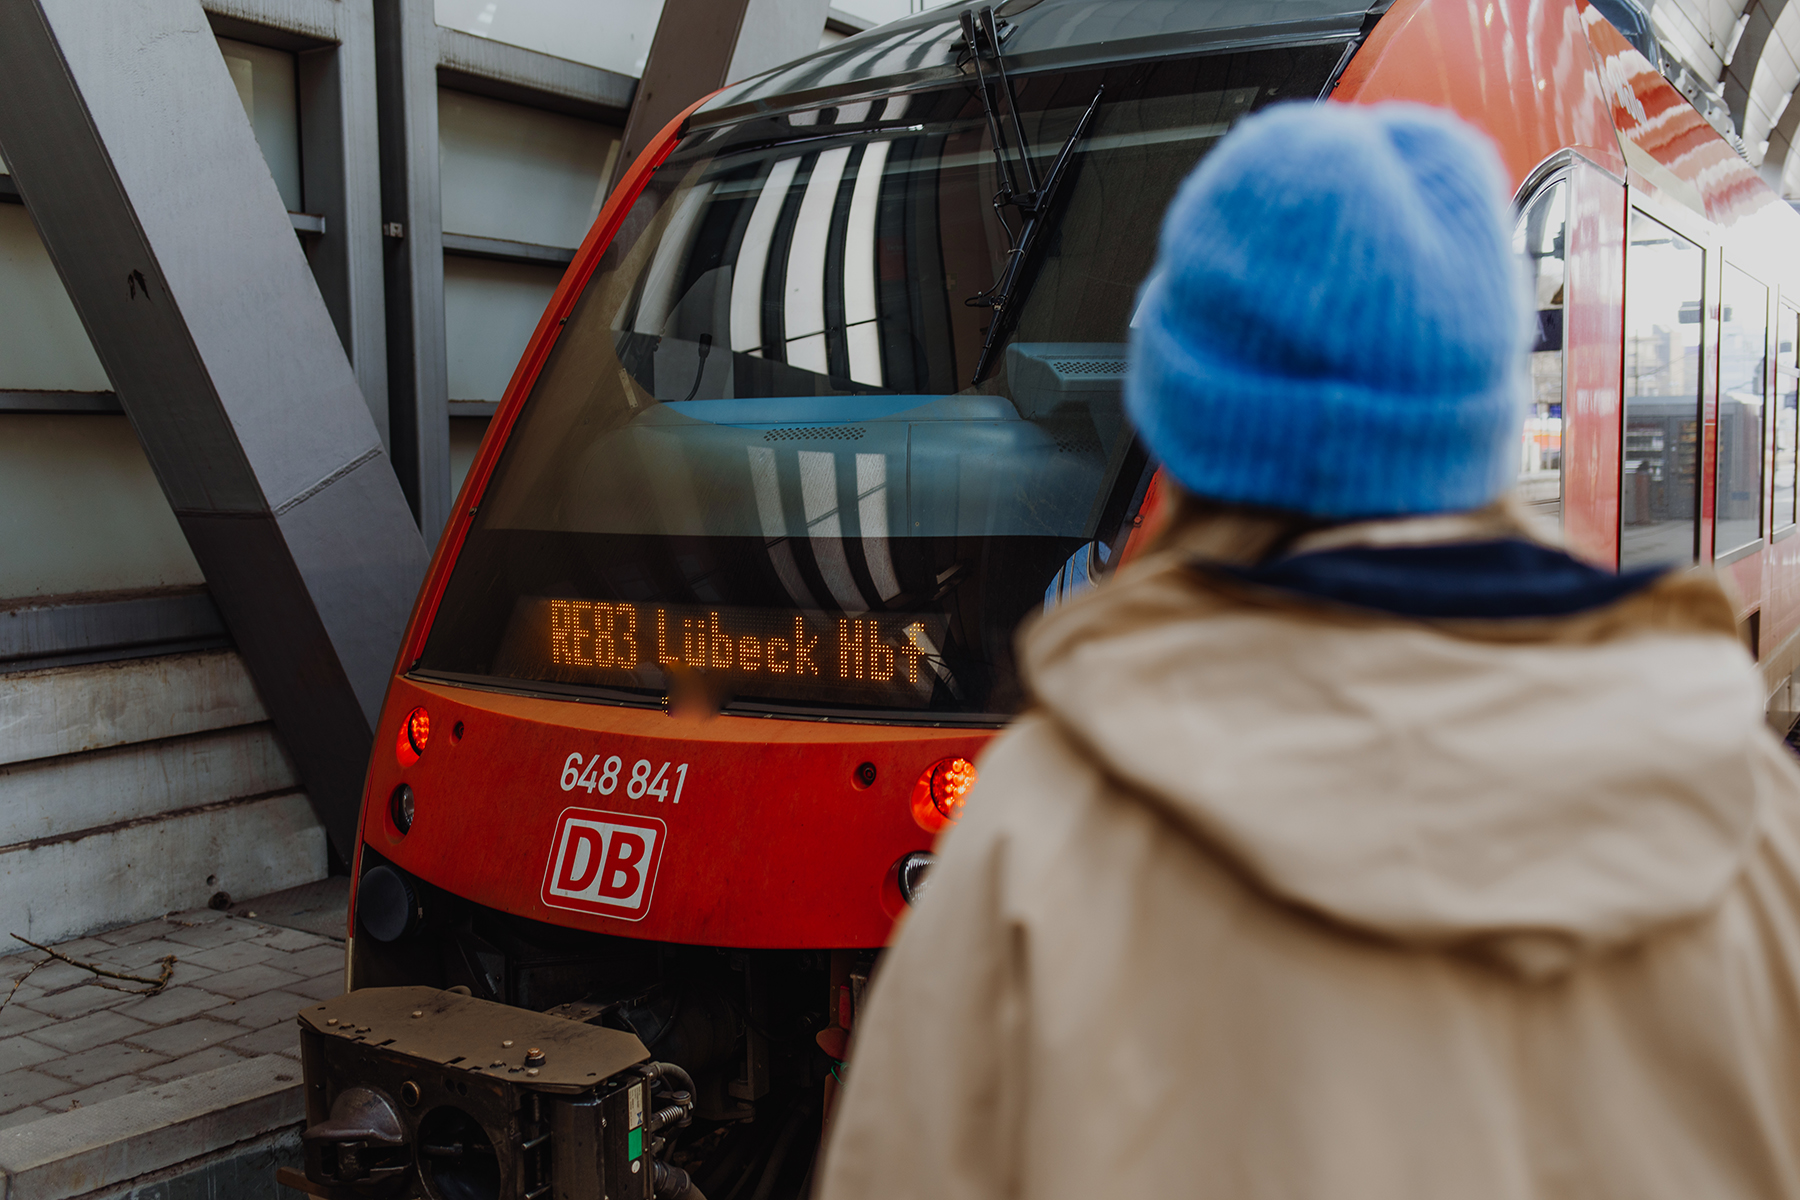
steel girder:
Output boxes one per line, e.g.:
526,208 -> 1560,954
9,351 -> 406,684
0,0 -> 430,859
373,0 -> 452,539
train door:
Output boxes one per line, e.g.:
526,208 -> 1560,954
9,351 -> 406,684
1775,305 -> 1799,540
1620,190 -> 1713,572
1516,171 -> 1568,530
1524,154 -> 1627,568
1706,253 -> 1778,647
1561,158 -> 1626,567
1714,261 -> 1772,642
1716,263 -> 1770,562
1765,302 -> 1800,673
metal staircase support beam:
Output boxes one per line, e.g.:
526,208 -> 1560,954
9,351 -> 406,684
618,0 -> 834,175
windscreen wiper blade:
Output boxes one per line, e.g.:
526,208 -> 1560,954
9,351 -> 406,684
958,6 -> 1103,385
966,87 -> 1102,384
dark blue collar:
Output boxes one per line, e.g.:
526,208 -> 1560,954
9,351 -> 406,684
1207,539 -> 1666,620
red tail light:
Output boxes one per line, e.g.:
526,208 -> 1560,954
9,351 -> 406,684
910,756 -> 977,832
395,706 -> 430,767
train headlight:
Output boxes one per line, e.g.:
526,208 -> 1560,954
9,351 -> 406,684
390,784 -> 415,835
910,756 -> 977,831
897,852 -> 935,905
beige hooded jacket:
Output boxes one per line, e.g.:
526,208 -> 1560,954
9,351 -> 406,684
816,510 -> 1800,1200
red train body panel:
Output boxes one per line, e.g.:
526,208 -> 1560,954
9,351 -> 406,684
364,673 -> 987,948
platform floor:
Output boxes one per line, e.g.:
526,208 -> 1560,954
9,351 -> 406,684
0,878 -> 346,1131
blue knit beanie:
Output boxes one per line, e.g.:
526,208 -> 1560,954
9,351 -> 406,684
1125,102 -> 1528,518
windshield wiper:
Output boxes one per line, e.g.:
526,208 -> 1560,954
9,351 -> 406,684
959,5 -> 1103,385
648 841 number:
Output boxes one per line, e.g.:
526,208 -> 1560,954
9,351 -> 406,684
559,753 -> 689,803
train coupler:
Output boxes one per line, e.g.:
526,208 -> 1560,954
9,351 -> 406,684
290,985 -> 674,1200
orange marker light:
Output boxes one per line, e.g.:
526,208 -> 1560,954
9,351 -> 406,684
395,707 -> 431,767
910,756 -> 978,832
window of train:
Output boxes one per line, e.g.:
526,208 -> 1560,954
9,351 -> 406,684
1514,178 -> 1567,526
1621,211 -> 1705,570
1776,305 -> 1799,534
415,44 -> 1349,719
1716,266 -> 1768,558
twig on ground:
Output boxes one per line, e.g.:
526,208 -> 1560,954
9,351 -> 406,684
0,957 -> 48,1019
9,934 -> 175,996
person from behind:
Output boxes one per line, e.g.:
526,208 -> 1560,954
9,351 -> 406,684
815,101 -> 1800,1199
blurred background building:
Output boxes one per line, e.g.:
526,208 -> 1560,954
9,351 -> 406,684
0,0 -> 925,945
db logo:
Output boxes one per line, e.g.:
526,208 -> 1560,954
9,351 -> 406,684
540,808 -> 667,922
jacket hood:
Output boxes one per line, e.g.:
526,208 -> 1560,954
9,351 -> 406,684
1021,511 -> 1786,977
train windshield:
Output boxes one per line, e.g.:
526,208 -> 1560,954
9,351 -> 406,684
419,43 -> 1346,720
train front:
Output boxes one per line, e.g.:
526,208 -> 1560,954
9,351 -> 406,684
300,7 -> 1365,1198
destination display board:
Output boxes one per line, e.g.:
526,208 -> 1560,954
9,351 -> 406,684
497,599 -> 950,707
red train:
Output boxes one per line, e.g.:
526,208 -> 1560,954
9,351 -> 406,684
297,0 -> 1800,1196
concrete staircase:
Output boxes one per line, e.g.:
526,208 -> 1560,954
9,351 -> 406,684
0,649 -> 328,944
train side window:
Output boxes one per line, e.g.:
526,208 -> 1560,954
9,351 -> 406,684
1776,306 -> 1798,533
1621,211 -> 1705,570
1514,178 -> 1567,526
1715,265 -> 1768,558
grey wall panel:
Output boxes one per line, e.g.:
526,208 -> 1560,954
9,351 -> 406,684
206,0 -> 340,44
299,5 -> 393,443
0,0 -> 430,856
0,415 -> 208,605
438,87 -> 620,248
0,201 -> 112,391
374,0 -> 451,537
436,25 -> 635,123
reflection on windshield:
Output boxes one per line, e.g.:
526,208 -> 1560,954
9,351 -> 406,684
421,44 -> 1346,718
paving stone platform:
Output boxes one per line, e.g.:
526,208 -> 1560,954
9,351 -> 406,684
0,880 -> 347,1133
0,880 -> 349,1197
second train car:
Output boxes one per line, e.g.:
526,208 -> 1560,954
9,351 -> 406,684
301,0 -> 1800,1196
